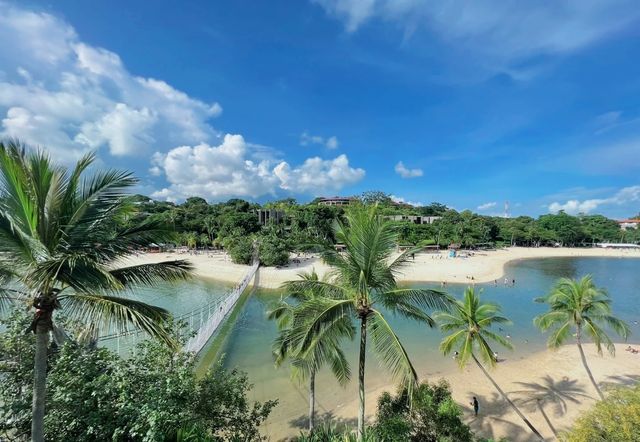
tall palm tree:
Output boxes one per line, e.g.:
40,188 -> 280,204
0,140 -> 192,442
436,287 -> 544,440
283,205 -> 452,441
268,270 -> 353,431
534,275 -> 630,400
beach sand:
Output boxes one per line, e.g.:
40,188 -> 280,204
296,343 -> 640,442
122,247 -> 640,440
124,246 -> 640,289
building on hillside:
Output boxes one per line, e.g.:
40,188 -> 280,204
317,196 -> 356,206
617,219 -> 640,230
382,215 -> 441,225
256,209 -> 285,225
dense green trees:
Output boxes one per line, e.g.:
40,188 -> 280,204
0,310 -> 276,442
131,189 -> 637,267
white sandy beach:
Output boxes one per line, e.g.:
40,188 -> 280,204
124,246 -> 640,289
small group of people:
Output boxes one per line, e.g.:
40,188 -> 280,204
625,345 -> 639,354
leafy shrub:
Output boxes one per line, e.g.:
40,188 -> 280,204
0,310 -> 276,441
258,232 -> 291,266
225,235 -> 254,264
372,380 -> 474,442
561,383 -> 640,442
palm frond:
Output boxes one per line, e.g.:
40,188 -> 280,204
110,260 -> 192,287
369,309 -> 418,391
59,292 -> 175,348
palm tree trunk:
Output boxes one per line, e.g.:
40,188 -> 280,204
309,369 -> 316,431
31,321 -> 49,442
576,337 -> 604,400
357,316 -> 367,442
536,399 -> 558,439
472,354 -> 544,441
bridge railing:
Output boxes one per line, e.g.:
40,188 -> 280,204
97,260 -> 259,356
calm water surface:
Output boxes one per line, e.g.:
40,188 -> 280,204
216,257 -> 640,436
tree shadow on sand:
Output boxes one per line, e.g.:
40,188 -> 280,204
508,375 -> 591,438
601,373 -> 640,390
464,391 -> 534,442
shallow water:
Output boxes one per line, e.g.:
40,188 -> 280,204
217,257 -> 640,437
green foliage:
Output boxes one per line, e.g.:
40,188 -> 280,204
282,205 -> 453,437
258,227 -> 292,266
0,311 -> 276,442
225,235 -> 254,264
561,383 -> 640,442
534,275 -> 630,354
372,380 -> 474,442
293,426 -> 375,442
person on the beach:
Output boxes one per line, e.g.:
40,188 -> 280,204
471,397 -> 479,416
512,278 -> 516,286
453,351 -> 459,359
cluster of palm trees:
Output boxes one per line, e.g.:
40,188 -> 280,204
271,206 -> 631,441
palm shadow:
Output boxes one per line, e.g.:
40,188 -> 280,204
508,375 -> 592,438
601,373 -> 640,390
464,391 -> 536,442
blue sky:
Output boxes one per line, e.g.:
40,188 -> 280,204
1,1 -> 640,217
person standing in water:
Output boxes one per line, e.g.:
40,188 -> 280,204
471,397 -> 479,416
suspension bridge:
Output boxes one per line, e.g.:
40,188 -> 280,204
98,260 -> 260,356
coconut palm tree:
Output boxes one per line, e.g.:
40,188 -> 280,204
436,287 -> 544,440
283,205 -> 452,441
534,275 -> 630,400
268,270 -> 353,431
0,140 -> 192,442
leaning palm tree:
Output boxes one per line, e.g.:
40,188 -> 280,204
268,270 -> 353,431
283,205 -> 452,441
436,287 -> 544,440
0,140 -> 192,442
534,275 -> 630,400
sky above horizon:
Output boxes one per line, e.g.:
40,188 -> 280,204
1,0 -> 639,218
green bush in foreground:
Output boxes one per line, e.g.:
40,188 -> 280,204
372,380 -> 474,442
0,310 -> 276,441
561,383 -> 640,442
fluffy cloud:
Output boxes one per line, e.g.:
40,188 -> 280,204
313,0 -> 640,61
152,135 -> 365,200
300,131 -> 340,149
0,3 -> 221,160
394,161 -> 423,178
548,185 -> 640,215
477,201 -> 497,211
391,195 -> 423,207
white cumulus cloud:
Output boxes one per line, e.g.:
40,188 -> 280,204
394,161 -> 423,178
300,131 -> 340,149
152,135 -> 365,201
477,201 -> 497,211
548,185 -> 640,215
0,2 -> 221,160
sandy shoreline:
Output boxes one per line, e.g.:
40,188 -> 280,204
124,247 -> 640,289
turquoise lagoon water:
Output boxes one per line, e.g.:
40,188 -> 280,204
215,257 -> 640,437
